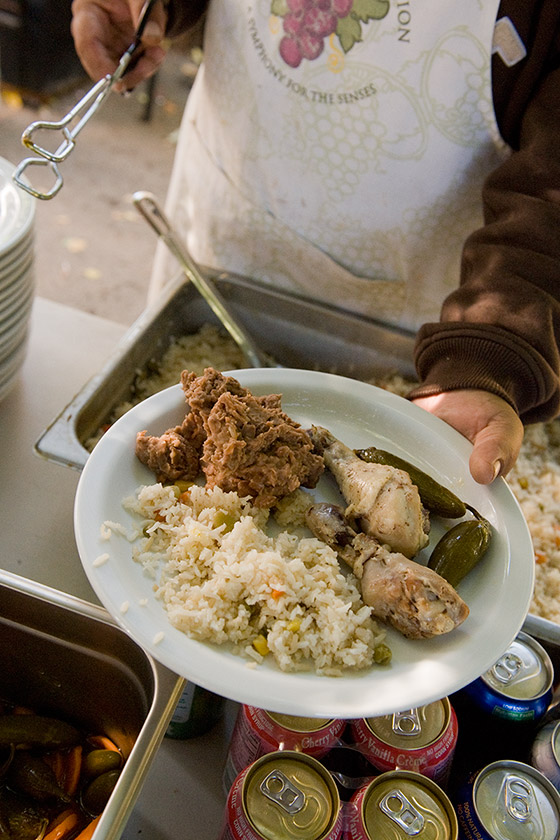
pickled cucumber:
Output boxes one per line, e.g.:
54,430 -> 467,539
8,752 -> 70,803
428,517 -> 492,587
82,749 -> 122,780
355,446 -> 466,518
81,770 -> 121,815
0,716 -> 80,749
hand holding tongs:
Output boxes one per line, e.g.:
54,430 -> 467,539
13,0 -> 159,200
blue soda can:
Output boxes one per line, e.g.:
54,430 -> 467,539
531,720 -> 560,792
462,631 -> 554,722
455,760 -> 560,840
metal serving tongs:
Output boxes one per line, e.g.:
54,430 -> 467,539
133,191 -> 272,369
12,0 -> 160,200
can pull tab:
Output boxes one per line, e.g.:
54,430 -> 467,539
392,709 -> 421,736
492,652 -> 523,684
260,770 -> 305,814
505,775 -> 533,822
379,790 -> 424,835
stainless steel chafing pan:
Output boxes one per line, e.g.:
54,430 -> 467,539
34,271 -> 417,471
0,569 -> 183,840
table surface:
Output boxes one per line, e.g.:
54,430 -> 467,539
0,297 -> 232,840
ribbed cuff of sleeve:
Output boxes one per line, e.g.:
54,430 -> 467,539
409,322 -> 560,424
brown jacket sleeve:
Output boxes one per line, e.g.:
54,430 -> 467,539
410,1 -> 560,424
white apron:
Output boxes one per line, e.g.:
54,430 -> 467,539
150,0 -> 507,332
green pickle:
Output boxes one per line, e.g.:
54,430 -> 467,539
355,446 -> 466,518
166,682 -> 226,739
81,770 -> 121,815
82,749 -> 123,779
0,715 -> 80,749
428,516 -> 492,587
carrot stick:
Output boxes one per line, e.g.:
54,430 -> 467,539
63,745 -> 83,797
43,745 -> 83,797
87,735 -> 119,752
43,751 -> 64,784
74,815 -> 101,840
43,809 -> 80,840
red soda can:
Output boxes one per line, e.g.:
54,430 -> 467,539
349,697 -> 458,786
346,769 -> 458,839
455,759 -> 560,840
531,719 -> 560,791
223,706 -> 346,792
219,750 -> 343,840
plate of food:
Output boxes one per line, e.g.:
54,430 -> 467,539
74,367 -> 534,718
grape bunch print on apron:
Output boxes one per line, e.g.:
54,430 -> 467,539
152,0 -> 508,332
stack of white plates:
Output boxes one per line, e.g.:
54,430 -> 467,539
0,156 -> 35,402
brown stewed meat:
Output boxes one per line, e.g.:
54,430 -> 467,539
136,412 -> 203,483
202,389 -> 323,507
135,368 -> 249,483
135,367 -> 324,507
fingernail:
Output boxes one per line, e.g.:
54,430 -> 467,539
492,460 -> 503,480
143,21 -> 164,43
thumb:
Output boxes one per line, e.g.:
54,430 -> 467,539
137,0 -> 168,45
468,410 -> 524,484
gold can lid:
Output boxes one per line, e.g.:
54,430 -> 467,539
244,751 -> 340,840
365,700 -> 449,750
268,713 -> 334,733
362,770 -> 458,839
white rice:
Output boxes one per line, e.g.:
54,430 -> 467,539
507,422 -> 560,622
119,483 -> 388,675
123,324 -> 247,408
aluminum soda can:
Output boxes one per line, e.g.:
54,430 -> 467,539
461,631 -> 554,723
346,769 -> 458,839
455,759 -> 560,840
451,632 -> 555,772
223,705 -> 346,792
531,719 -> 560,791
218,750 -> 343,840
349,698 -> 458,787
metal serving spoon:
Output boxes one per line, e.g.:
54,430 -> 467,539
133,191 -> 271,369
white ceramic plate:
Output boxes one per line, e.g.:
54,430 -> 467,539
0,247 -> 34,287
0,261 -> 34,308
0,157 -> 35,257
0,274 -> 34,323
0,233 -> 33,278
74,368 -> 534,718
